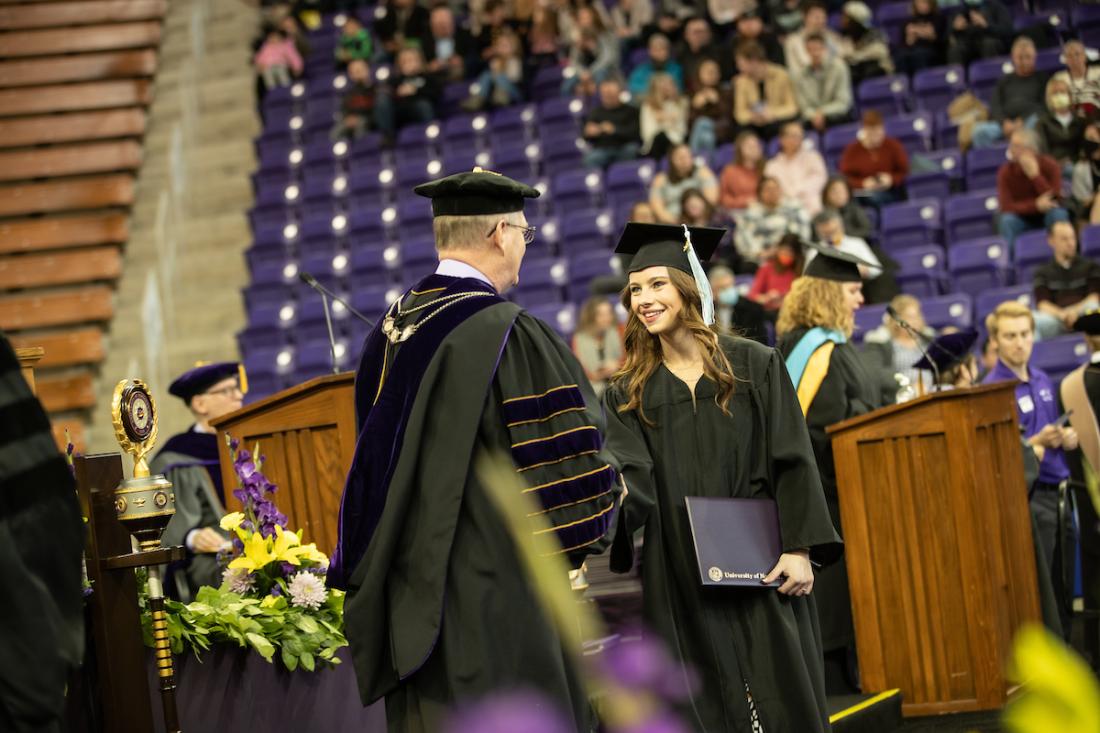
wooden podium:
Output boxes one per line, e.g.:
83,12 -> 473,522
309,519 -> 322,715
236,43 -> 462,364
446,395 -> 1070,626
827,382 -> 1041,717
211,373 -> 356,555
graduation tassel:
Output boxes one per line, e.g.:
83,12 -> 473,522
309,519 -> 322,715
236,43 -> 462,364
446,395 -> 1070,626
682,224 -> 715,326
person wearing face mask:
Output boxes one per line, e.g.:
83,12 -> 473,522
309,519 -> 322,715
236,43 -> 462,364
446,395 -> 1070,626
747,232 -> 804,313
1073,120 -> 1100,225
1037,77 -> 1085,179
708,264 -> 769,342
1053,40 -> 1100,119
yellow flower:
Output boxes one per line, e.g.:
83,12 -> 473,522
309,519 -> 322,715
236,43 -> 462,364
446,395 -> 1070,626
227,530 -> 276,572
297,542 -> 329,566
260,595 -> 279,608
219,512 -> 245,532
271,525 -> 311,566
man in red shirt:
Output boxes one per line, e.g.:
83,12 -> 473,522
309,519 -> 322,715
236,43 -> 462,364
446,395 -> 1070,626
997,128 -> 1071,253
838,109 -> 909,208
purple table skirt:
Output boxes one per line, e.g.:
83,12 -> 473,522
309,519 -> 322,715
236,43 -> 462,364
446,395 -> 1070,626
147,646 -> 386,732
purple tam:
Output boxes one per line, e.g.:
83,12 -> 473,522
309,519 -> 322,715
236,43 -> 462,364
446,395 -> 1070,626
168,361 -> 245,403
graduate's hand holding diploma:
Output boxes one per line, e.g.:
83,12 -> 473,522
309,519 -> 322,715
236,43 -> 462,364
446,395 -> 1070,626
763,550 -> 814,596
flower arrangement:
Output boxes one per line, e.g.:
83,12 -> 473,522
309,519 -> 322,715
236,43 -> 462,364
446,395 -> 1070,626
140,437 -> 347,672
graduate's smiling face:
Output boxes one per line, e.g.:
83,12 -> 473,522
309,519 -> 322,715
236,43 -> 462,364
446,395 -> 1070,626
628,266 -> 683,335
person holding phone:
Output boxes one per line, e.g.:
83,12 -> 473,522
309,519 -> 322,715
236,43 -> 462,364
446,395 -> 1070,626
602,223 -> 841,732
997,128 -> 1071,255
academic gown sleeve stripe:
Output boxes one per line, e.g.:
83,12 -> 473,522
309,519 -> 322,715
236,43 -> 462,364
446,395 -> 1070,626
796,342 -> 835,415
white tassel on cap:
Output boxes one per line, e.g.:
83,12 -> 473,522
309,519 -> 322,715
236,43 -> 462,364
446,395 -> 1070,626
682,224 -> 715,326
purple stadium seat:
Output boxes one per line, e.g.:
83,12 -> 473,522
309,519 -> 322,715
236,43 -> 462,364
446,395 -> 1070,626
302,168 -> 348,203
299,207 -> 344,242
893,245 -> 947,298
857,75 -> 910,115
884,112 -> 933,153
975,285 -> 1032,326
1081,224 -> 1100,259
965,144 -> 1009,192
1014,229 -> 1051,285
606,159 -> 657,209
948,237 -> 1012,293
243,345 -> 292,381
237,325 -> 286,357
397,158 -> 444,186
1031,334 -> 1088,384
539,96 -> 588,124
921,293 -> 973,331
1035,47 -> 1065,74
350,284 -> 401,318
553,169 -> 605,212
709,143 -> 736,172
350,245 -> 397,282
823,122 -> 861,161
349,160 -> 391,198
490,104 -> 536,139
443,112 -> 490,147
543,137 -> 586,178
875,1 -> 911,46
853,303 -> 888,340
559,209 -> 615,254
944,189 -> 999,244
527,301 -> 577,336
1013,11 -> 1068,33
531,66 -> 565,102
254,178 -> 298,209
967,57 -> 1013,102
912,65 -> 967,113
397,237 -> 438,269
439,81 -> 475,118
567,250 -> 620,302
348,132 -> 385,160
253,218 -> 297,248
906,171 -> 949,201
519,257 -> 570,290
879,198 -> 942,252
349,203 -> 387,235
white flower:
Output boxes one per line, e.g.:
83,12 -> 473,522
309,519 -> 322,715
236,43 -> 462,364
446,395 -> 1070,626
223,567 -> 255,595
287,571 -> 326,610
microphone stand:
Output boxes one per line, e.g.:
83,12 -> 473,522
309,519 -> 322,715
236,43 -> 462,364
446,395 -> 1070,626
298,271 -> 376,374
886,305 -> 941,393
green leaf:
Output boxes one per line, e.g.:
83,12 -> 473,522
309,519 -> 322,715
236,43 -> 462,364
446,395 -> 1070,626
295,615 -> 320,634
245,632 -> 275,660
281,646 -> 298,671
300,652 -> 315,672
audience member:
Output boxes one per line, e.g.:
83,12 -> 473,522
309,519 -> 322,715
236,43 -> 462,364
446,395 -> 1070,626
527,3 -> 563,70
766,0 -> 803,38
678,16 -> 733,81
895,0 -> 946,75
794,32 -> 854,133
278,13 -> 310,60
572,296 -> 623,397
425,6 -> 476,82
983,300 -> 1079,627
628,33 -> 685,96
583,77 -> 642,169
1053,40 -> 1100,118
764,121 -> 828,215
687,59 -> 733,153
748,232 -> 804,311
609,0 -> 654,54
476,0 -> 520,64
812,208 -> 899,303
719,131 -> 764,213
971,36 -> 1046,149
707,0 -> 756,29
375,0 -> 432,58
330,59 -> 377,141
946,0 -> 1013,67
839,110 -> 910,207
734,176 -> 809,265
254,28 -> 303,89
837,1 -> 894,85
822,176 -> 873,241
733,9 -> 786,66
465,30 -> 525,110
375,47 -> 440,141
733,41 -> 799,140
680,187 -> 717,226
708,263 -> 770,341
1036,77 -> 1085,174
784,1 -> 842,78
1033,220 -> 1100,340
997,128 -> 1070,252
335,16 -> 374,66
649,143 -> 719,222
1072,120 -> 1100,224
640,72 -> 689,160
861,294 -> 935,403
564,5 -> 621,94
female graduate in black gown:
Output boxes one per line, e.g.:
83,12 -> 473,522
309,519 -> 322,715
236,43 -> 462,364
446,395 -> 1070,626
602,223 -> 842,733
774,247 -> 881,692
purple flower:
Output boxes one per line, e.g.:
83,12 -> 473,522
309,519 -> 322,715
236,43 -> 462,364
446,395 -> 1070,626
596,632 -> 696,702
444,691 -> 573,733
280,562 -> 296,576
269,585 -> 282,597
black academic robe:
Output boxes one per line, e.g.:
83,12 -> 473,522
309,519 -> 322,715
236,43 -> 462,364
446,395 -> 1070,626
602,336 -> 842,733
776,329 -> 880,654
332,274 -> 621,733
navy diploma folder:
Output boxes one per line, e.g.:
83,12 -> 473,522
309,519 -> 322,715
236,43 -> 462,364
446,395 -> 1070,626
684,497 -> 782,587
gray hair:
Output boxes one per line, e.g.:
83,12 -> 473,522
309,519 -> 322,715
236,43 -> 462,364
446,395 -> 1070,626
812,209 -> 841,228
708,265 -> 734,283
432,211 -> 523,252
1012,127 -> 1040,151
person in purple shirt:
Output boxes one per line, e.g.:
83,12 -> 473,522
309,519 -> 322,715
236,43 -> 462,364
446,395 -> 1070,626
982,300 -> 1079,616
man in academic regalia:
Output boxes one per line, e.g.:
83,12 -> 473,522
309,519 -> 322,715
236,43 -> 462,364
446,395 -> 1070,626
0,333 -> 84,733
1060,310 -> 1100,666
150,362 -> 243,600
329,169 -> 622,733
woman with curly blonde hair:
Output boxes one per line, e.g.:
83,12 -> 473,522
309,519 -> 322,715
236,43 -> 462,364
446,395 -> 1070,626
602,223 -> 840,732
776,245 -> 881,694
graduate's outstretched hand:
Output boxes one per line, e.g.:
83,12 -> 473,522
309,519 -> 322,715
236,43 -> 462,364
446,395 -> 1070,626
764,550 -> 814,596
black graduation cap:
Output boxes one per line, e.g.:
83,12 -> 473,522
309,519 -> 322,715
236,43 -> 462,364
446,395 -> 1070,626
912,328 -> 979,372
168,362 -> 247,403
613,223 -> 725,276
413,167 -> 540,217
803,242 -> 877,283
1075,310 -> 1100,336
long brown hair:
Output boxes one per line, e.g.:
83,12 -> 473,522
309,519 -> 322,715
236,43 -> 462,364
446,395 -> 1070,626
612,268 -> 738,425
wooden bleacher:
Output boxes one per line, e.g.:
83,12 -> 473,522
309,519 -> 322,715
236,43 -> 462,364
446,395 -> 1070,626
0,1 -> 165,450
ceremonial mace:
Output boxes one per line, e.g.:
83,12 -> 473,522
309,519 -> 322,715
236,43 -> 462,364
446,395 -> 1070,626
110,379 -> 183,733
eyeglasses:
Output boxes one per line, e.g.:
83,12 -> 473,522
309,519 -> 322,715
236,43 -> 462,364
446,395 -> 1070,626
203,383 -> 243,397
486,222 -> 537,245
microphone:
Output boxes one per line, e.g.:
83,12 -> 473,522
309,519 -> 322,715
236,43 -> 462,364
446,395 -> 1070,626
298,271 -> 376,374
886,305 -> 940,392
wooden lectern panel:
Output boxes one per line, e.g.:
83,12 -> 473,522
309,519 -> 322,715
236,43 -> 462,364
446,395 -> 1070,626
829,383 -> 1040,716
211,373 -> 356,556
